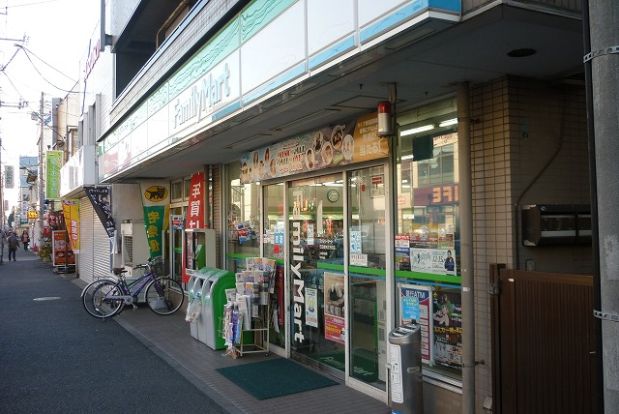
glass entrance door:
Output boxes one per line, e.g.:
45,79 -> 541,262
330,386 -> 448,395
263,183 -> 286,351
347,165 -> 388,390
288,174 -> 345,376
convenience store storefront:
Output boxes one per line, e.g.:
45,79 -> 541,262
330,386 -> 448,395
225,98 -> 462,400
97,0 -> 467,405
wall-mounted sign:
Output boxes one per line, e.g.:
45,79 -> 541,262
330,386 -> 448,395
240,113 -> 388,184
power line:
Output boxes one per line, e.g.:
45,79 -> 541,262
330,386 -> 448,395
4,0 -> 61,10
18,44 -> 77,83
18,46 -> 79,94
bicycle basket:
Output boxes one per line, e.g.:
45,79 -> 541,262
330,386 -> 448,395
148,256 -> 165,276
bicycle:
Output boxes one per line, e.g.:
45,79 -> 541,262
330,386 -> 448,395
82,257 -> 184,319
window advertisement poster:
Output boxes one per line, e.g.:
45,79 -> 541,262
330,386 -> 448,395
399,284 -> 432,363
432,289 -> 463,369
324,272 -> 345,344
305,287 -> 318,328
140,181 -> 170,259
410,247 -> 457,276
395,234 -> 411,270
52,230 -> 75,267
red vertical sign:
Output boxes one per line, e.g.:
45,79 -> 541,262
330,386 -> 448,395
187,171 -> 205,229
183,171 -> 205,284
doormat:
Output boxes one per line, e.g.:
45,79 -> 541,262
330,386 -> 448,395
216,358 -> 338,400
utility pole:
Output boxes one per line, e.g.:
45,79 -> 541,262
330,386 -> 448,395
0,135 -> 4,228
37,92 -> 44,249
586,1 -> 619,413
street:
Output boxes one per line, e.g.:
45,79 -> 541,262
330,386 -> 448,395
0,249 -> 227,414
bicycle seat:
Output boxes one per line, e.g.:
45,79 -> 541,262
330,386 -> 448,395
112,267 -> 128,275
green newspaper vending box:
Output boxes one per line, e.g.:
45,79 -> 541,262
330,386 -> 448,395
198,267 -> 236,350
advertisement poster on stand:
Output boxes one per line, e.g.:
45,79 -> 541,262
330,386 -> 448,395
51,230 -> 75,267
432,289 -> 463,369
399,284 -> 432,363
323,272 -> 345,344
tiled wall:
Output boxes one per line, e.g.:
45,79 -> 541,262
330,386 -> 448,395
470,76 -> 589,412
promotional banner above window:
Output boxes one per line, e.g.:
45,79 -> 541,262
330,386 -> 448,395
240,113 -> 388,184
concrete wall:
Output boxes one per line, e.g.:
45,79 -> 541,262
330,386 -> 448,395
470,76 -> 590,412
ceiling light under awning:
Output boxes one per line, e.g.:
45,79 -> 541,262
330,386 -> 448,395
400,124 -> 434,136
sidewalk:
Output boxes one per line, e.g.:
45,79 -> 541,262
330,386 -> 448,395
72,278 -> 391,414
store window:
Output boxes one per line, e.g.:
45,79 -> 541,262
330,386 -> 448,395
226,163 -> 260,272
395,99 -> 462,381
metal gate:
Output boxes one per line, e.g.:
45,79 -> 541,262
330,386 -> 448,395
490,265 -> 596,414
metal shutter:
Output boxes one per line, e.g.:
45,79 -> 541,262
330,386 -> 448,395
78,196 -> 111,283
93,208 -> 111,278
79,197 -> 94,283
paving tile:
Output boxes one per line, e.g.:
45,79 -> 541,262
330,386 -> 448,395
114,308 -> 390,414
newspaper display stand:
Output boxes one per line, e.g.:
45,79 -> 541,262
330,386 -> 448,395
222,257 -> 276,358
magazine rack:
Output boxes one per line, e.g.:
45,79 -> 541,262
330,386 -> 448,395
232,303 -> 270,357
223,257 -> 275,358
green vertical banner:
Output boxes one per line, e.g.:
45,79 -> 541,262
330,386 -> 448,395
46,150 -> 63,200
140,181 -> 170,259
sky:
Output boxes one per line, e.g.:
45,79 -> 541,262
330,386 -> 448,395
0,0 -> 98,211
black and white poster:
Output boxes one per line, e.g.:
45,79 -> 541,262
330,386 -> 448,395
84,186 -> 116,238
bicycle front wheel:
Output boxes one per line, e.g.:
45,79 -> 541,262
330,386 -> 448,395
89,280 -> 124,319
145,278 -> 184,316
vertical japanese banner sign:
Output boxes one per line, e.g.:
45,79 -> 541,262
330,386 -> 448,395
182,171 -> 205,283
45,150 -> 63,200
61,199 -> 80,253
84,186 -> 116,241
140,181 -> 169,259
186,171 -> 205,229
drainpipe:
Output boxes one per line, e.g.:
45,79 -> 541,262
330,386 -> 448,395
581,1 -> 603,413
457,83 -> 475,414
587,1 -> 619,412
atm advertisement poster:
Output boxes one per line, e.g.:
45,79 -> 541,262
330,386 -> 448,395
399,284 -> 432,363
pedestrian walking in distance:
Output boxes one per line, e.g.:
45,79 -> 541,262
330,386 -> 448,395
7,232 -> 19,262
21,230 -> 30,252
0,228 -> 6,264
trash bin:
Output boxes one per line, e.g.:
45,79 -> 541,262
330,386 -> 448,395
199,267 -> 235,350
388,323 -> 423,414
187,275 -> 205,341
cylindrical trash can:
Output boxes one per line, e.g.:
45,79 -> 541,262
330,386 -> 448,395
388,323 -> 423,414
